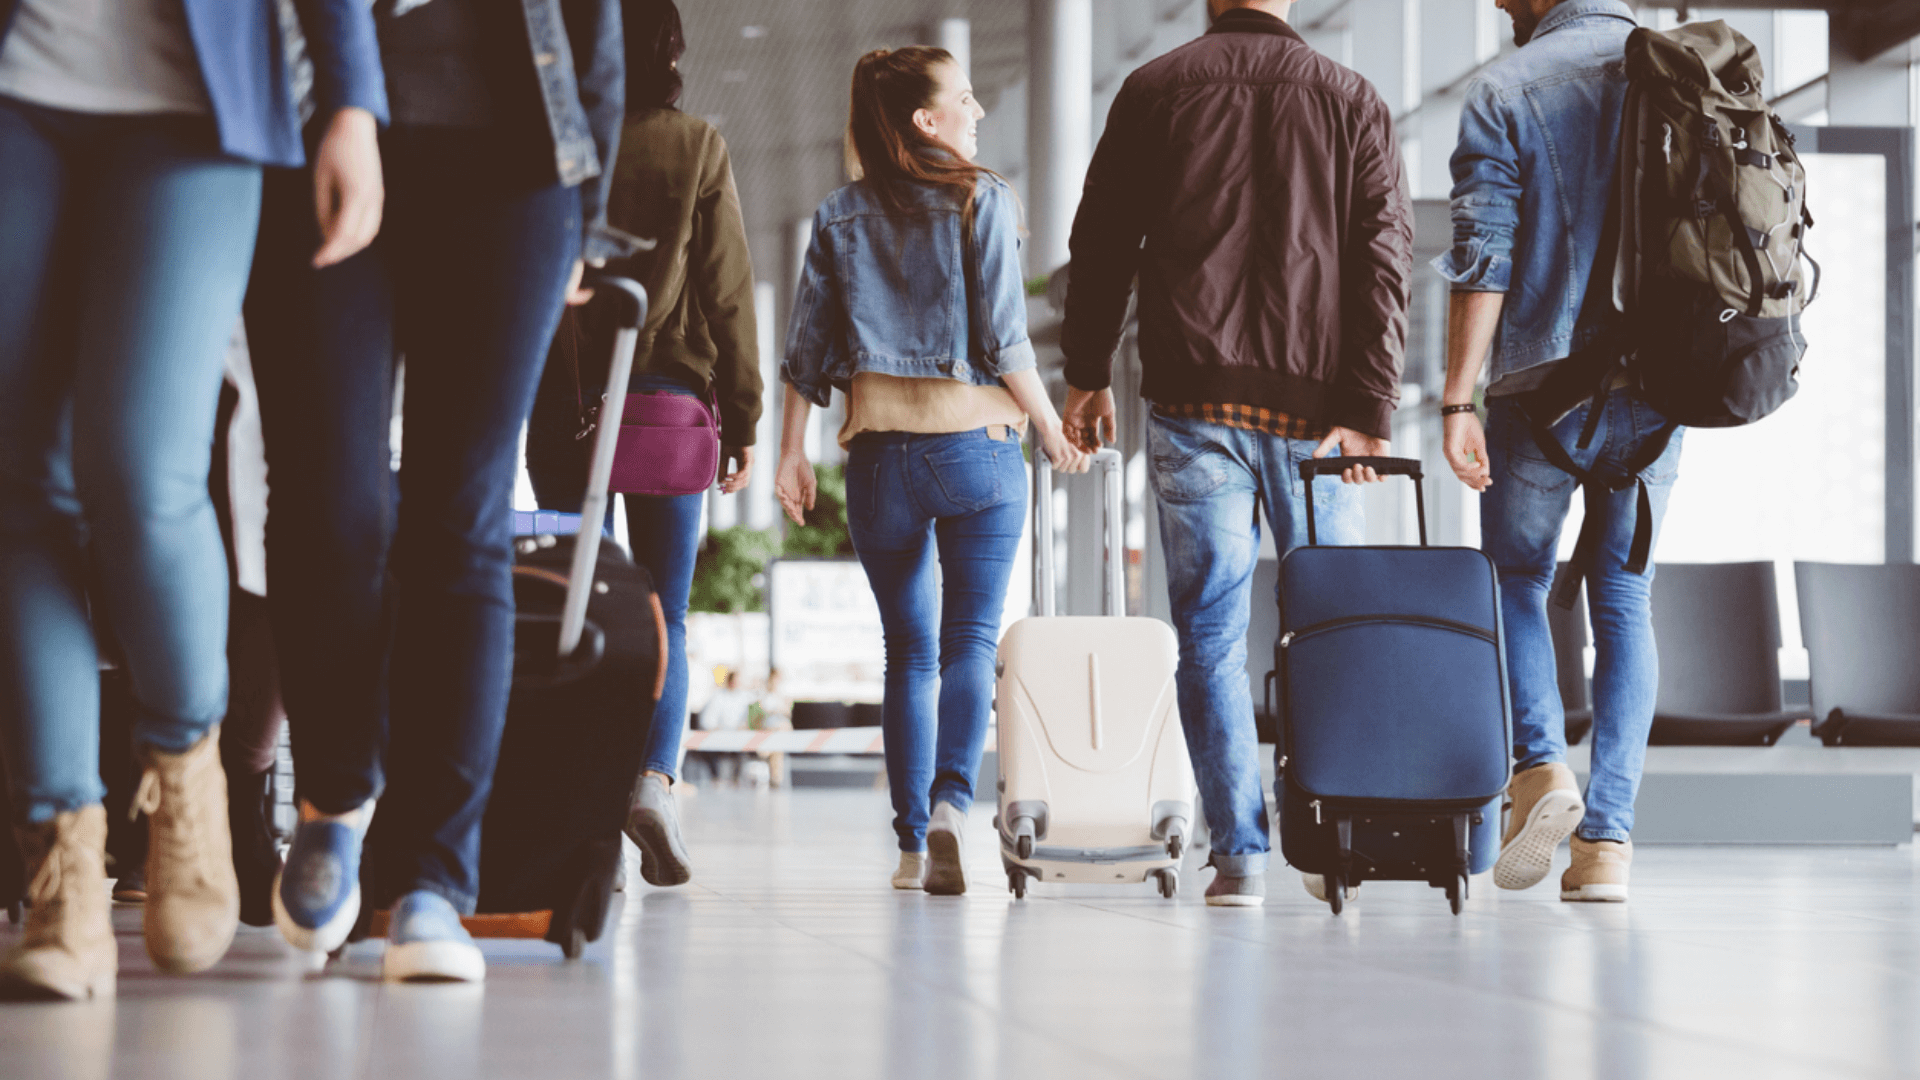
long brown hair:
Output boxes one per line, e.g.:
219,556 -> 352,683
846,47 -> 1000,244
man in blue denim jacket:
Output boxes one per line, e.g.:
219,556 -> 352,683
1438,0 -> 1684,905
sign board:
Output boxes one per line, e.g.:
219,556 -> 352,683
767,558 -> 884,704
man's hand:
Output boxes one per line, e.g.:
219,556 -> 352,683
311,107 -> 382,268
1443,410 -> 1492,492
1062,387 -> 1115,452
1311,426 -> 1391,484
719,445 -> 754,494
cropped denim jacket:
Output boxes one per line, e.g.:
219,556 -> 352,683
1434,0 -> 1636,383
782,174 -> 1037,407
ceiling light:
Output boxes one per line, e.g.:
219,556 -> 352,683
741,25 -> 767,39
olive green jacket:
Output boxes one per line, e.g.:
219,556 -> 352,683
603,108 -> 763,445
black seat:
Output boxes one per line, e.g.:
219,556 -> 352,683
1647,562 -> 1804,745
1547,563 -> 1594,745
1795,562 -> 1920,746
790,701 -> 852,730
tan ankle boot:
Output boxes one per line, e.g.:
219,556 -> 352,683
1492,762 -> 1585,891
1561,837 -> 1631,902
1,805 -> 117,1000
135,728 -> 239,973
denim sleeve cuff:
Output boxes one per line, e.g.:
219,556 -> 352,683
322,75 -> 389,127
1431,244 -> 1511,293
987,338 -> 1037,378
780,365 -> 833,409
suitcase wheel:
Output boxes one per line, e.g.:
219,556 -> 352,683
1446,874 -> 1467,916
1166,834 -> 1184,862
560,926 -> 587,960
1154,868 -> 1178,899
1016,835 -> 1033,860
1327,873 -> 1345,916
1008,872 -> 1026,900
6,901 -> 20,925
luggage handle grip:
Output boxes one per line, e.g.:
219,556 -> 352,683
559,275 -> 649,658
1034,448 -> 1126,618
1298,456 -> 1428,547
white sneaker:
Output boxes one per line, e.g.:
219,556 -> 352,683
1300,873 -> 1359,903
892,852 -> 927,890
924,803 -> 968,896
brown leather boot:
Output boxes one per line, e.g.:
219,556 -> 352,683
135,728 -> 239,974
1,805 -> 117,1000
1492,762 -> 1584,892
1561,837 -> 1632,902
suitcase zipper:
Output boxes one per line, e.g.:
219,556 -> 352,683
1280,613 -> 1496,647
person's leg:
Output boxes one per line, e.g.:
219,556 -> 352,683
379,132 -> 579,920
246,148 -> 397,818
0,99 -> 104,830
845,439 -> 941,857
1577,396 -> 1684,845
623,491 -> 703,886
0,98 -> 118,1000
1481,398 -> 1589,890
1145,413 -> 1269,888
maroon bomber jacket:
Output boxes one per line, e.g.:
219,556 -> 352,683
1061,8 -> 1414,440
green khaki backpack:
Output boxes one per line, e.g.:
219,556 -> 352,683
1520,20 -> 1816,609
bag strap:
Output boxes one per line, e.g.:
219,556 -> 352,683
1524,403 -> 1678,609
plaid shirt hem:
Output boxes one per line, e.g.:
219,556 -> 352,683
1155,402 -> 1330,442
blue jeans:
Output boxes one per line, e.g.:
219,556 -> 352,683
1482,390 -> 1684,843
525,371 -> 703,781
1148,411 -> 1363,877
846,430 -> 1027,853
245,126 -> 581,912
0,99 -> 261,823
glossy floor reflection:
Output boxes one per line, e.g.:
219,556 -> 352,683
3,789 -> 1919,1080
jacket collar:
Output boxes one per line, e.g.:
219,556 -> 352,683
1534,0 -> 1637,42
1205,7 -> 1308,47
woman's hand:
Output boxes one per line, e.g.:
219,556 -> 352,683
720,445 -> 754,494
564,260 -> 594,306
775,451 -> 816,526
1038,421 -> 1090,474
311,107 -> 382,268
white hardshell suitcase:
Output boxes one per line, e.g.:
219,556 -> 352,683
995,449 -> 1196,899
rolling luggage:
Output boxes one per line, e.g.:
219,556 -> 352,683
1272,457 -> 1510,915
353,274 -> 664,958
995,448 -> 1195,899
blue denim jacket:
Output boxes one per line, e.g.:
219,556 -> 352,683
1434,0 -> 1637,384
782,174 -> 1037,407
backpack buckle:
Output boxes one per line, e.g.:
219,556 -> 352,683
1694,199 -> 1718,219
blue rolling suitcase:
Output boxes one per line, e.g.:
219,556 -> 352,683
1271,457 -> 1511,915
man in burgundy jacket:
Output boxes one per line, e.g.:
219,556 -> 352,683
1061,0 -> 1413,906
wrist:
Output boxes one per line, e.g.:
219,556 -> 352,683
328,106 -> 377,135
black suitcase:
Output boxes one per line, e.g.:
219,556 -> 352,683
1270,458 -> 1511,915
351,274 -> 662,958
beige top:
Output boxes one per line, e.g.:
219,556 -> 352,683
839,373 -> 1029,448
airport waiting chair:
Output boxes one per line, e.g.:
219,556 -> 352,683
1547,563 -> 1595,745
1647,562 -> 1805,745
1795,562 -> 1920,746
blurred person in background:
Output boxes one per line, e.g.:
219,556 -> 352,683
525,0 -> 760,890
775,46 -> 1087,897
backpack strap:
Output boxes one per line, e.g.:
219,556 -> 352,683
1523,404 -> 1679,610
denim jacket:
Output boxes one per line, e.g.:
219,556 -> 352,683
1434,0 -> 1637,385
782,174 -> 1037,407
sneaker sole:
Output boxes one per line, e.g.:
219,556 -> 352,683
1493,789 -> 1585,891
272,866 -> 361,955
383,940 -> 486,983
624,810 -> 693,888
0,970 -> 115,1002
924,829 -> 966,896
1560,884 -> 1629,903
1205,894 -> 1264,908
1300,875 -> 1358,904
890,876 -> 924,890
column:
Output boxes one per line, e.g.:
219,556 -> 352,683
1027,0 -> 1094,279
744,281 -> 779,531
934,17 -> 971,78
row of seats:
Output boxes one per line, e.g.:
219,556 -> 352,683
1552,562 -> 1920,748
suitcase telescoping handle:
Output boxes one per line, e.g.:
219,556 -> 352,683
557,272 -> 649,659
1033,447 -> 1126,618
1298,456 -> 1428,547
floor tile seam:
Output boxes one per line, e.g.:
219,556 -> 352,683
698,888 -> 1163,1080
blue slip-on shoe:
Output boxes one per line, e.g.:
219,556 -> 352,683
383,890 -> 485,983
272,800 -> 373,954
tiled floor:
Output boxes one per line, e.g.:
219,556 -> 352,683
3,788 -> 1918,1080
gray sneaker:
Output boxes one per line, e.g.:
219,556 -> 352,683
625,775 -> 692,887
1205,871 -> 1265,907
924,802 -> 968,896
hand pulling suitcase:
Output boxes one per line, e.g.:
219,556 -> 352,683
995,448 -> 1196,899
1271,457 -> 1510,915
352,273 -> 664,958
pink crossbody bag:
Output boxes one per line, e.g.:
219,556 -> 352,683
566,315 -> 722,498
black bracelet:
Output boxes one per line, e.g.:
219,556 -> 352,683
1441,403 -> 1478,416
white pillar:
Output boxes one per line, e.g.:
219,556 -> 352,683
745,281 -> 779,531
1347,0 -> 1419,116
1829,37 -> 1918,127
935,17 -> 971,79
1027,0 -> 1094,279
